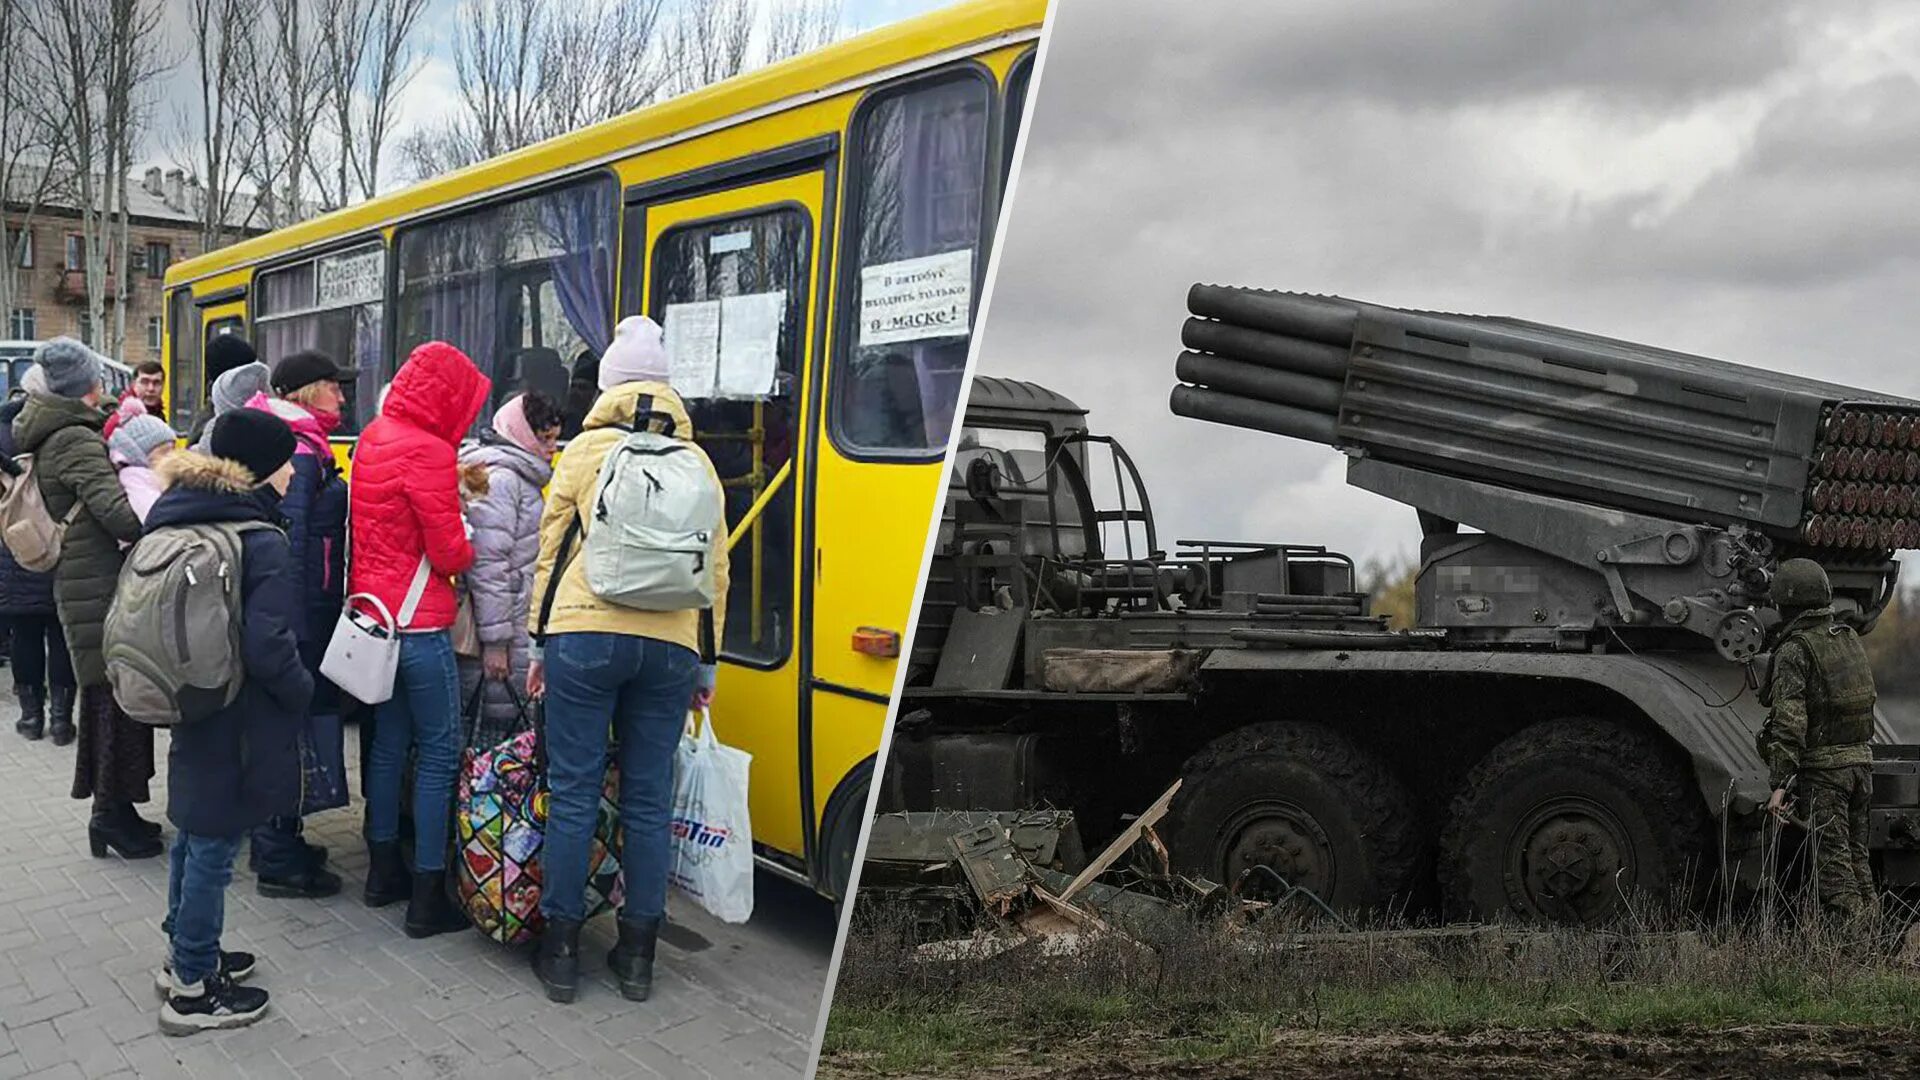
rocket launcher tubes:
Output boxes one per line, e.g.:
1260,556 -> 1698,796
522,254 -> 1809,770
1171,284 -> 1920,553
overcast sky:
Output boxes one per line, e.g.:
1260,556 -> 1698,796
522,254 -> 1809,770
979,0 -> 1920,570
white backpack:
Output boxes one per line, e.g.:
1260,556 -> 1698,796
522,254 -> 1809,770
542,396 -> 723,621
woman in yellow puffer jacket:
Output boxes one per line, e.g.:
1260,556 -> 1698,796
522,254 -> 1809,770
525,315 -> 729,1006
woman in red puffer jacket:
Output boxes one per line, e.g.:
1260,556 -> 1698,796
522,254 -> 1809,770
349,341 -> 490,937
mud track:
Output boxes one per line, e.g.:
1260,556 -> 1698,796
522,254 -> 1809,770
825,1025 -> 1920,1079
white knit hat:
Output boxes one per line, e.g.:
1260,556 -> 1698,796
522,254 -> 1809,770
598,316 -> 669,391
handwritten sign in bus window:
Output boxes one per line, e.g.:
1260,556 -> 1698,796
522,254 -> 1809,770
665,292 -> 787,401
664,300 -> 721,399
858,248 -> 973,347
316,247 -> 385,310
717,291 -> 785,399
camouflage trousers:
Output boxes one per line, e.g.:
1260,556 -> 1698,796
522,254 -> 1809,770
1799,764 -> 1877,925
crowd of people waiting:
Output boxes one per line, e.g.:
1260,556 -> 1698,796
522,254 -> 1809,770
5,315 -> 725,1035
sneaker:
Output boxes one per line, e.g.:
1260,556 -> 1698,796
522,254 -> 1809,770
152,950 -> 257,1000
158,971 -> 269,1036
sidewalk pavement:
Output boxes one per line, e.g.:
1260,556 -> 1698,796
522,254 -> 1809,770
0,709 -> 835,1079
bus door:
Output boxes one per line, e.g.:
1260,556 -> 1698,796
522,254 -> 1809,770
170,291 -> 247,434
808,69 -> 999,896
638,167 -> 829,866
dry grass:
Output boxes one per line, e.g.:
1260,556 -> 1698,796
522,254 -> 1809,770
822,891 -> 1920,1074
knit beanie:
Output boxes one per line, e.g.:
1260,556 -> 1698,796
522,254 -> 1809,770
598,316 -> 669,391
204,334 -> 258,385
35,338 -> 102,398
209,408 -> 296,484
109,414 -> 175,464
209,361 -> 271,416
20,365 -> 48,395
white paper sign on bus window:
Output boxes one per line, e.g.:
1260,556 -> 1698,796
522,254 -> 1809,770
316,247 -> 385,309
717,291 -> 785,399
664,301 -> 720,399
859,248 -> 973,347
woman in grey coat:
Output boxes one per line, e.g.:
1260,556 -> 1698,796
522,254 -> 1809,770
457,392 -> 561,747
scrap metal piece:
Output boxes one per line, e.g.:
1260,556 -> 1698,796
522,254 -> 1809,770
864,810 -> 1080,868
949,823 -> 1037,914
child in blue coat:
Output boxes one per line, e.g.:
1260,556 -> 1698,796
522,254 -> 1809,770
152,410 -> 313,1036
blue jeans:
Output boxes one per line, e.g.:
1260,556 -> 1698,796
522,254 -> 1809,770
539,633 -> 699,923
164,832 -> 243,985
365,631 -> 461,872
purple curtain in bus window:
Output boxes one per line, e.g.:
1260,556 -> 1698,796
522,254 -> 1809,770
897,83 -> 985,447
538,192 -> 614,361
258,318 -> 322,363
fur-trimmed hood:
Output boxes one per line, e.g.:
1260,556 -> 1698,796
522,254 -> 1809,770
145,451 -> 285,534
158,450 -> 258,495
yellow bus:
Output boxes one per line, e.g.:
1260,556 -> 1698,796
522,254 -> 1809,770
162,0 -> 1047,901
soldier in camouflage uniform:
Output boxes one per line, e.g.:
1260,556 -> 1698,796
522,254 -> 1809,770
1756,558 -> 1880,924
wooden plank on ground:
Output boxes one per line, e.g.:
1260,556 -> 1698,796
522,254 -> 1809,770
1057,778 -> 1182,903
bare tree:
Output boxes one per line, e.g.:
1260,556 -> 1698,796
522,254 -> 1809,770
0,0 -> 72,331
399,0 -> 671,181
533,0 -> 671,142
239,0 -> 332,227
764,0 -> 843,64
394,0 -> 851,185
21,0 -> 109,349
319,0 -> 429,205
455,0 -> 545,161
666,0 -> 754,98
102,0 -> 166,357
176,0 -> 265,250
356,0 -> 431,198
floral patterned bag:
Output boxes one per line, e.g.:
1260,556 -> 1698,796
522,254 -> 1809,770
453,681 -> 623,945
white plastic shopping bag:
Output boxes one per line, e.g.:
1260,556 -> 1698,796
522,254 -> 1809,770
668,708 -> 754,923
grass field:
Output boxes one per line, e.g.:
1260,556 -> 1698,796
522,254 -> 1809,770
818,901 -> 1920,1078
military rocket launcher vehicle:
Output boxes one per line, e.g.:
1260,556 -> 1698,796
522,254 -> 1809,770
875,294 -> 1920,928
1173,284 -> 1918,661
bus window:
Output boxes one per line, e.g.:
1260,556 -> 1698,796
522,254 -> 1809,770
168,288 -> 200,431
832,72 -> 991,457
255,242 -> 386,433
393,176 -> 616,435
1002,51 -> 1034,191
649,207 -> 812,666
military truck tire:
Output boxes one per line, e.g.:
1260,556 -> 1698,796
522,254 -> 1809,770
1163,722 -> 1423,913
1439,717 -> 1713,925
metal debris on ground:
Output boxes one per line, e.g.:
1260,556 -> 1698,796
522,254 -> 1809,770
878,780 -> 1360,962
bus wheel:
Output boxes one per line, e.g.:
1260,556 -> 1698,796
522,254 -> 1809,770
1439,717 -> 1712,925
821,782 -> 868,907
1164,722 -> 1423,914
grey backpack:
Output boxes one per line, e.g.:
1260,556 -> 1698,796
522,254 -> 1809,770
105,521 -> 276,727
579,401 -> 723,611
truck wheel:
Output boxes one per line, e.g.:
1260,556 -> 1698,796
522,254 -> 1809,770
1163,722 -> 1423,913
1439,717 -> 1712,924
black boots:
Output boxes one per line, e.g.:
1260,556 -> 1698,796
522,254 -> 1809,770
532,917 -> 582,1003
14,685 -> 43,740
257,863 -> 343,899
528,916 -> 661,1003
363,841 -> 409,908
403,871 -> 469,939
607,916 -> 662,1002
46,685 -> 74,746
89,802 -> 163,860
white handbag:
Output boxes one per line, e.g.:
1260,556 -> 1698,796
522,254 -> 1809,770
321,557 -> 432,705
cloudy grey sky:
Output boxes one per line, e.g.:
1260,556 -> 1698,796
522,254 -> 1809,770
979,0 -> 1920,569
